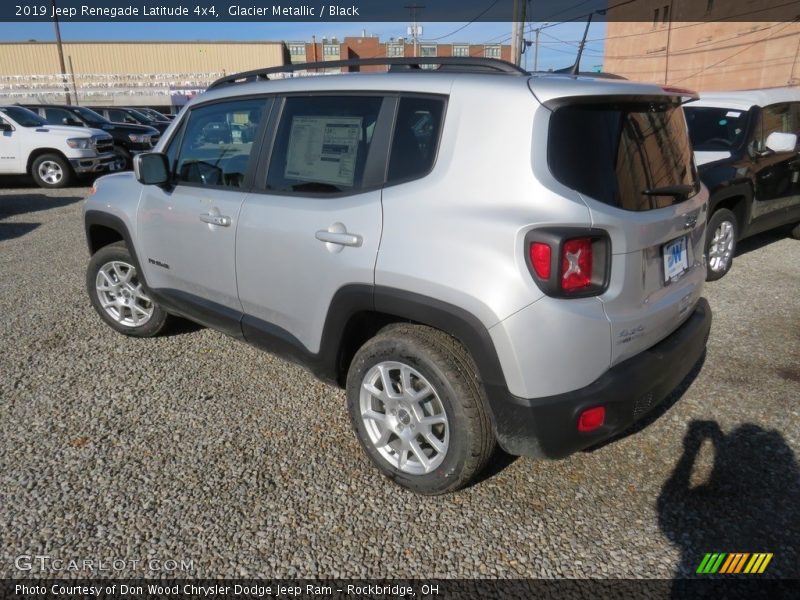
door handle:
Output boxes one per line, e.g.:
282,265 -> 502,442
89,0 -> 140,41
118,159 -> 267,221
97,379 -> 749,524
200,213 -> 231,227
315,230 -> 362,247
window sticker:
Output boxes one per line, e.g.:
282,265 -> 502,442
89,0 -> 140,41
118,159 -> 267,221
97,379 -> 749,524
285,116 -> 362,187
725,111 -> 742,118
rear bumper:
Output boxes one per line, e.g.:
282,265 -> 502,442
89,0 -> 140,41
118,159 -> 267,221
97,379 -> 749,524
488,297 -> 712,458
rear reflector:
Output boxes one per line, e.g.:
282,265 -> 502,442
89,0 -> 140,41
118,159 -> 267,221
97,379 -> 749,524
561,237 -> 593,291
529,242 -> 551,279
578,406 -> 605,432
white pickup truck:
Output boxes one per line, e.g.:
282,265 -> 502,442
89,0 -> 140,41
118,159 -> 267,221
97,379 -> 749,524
0,105 -> 116,188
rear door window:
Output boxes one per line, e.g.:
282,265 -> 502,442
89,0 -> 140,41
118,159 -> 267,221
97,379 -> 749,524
266,96 -> 383,195
549,100 -> 698,211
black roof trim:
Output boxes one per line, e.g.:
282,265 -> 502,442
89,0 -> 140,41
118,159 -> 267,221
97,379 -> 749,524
208,57 -> 527,89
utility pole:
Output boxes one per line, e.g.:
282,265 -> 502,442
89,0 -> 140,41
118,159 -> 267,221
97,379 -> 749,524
664,0 -> 674,84
51,0 -> 71,105
533,27 -> 541,71
405,4 -> 424,57
510,0 -> 526,66
68,55 -> 79,105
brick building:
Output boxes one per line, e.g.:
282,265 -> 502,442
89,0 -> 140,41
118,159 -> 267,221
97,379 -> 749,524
604,0 -> 800,91
287,35 -> 512,71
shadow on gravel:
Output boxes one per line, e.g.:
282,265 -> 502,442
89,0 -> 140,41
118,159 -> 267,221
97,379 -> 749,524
0,193 -> 83,219
161,317 -> 204,337
734,226 -> 794,258
658,420 -> 800,589
0,221 -> 40,242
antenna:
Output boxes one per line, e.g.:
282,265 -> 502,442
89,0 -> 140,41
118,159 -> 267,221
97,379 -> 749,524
570,13 -> 594,76
553,9 -> 605,76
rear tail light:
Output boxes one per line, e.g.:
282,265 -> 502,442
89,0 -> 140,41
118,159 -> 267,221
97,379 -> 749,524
561,237 -> 593,291
578,406 -> 605,432
529,242 -> 551,279
524,228 -> 609,298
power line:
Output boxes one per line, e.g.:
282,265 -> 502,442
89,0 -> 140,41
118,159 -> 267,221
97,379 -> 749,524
426,0 -> 501,42
671,19 -> 800,83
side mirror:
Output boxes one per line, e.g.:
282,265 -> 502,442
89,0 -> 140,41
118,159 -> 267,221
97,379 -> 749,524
62,117 -> 82,126
0,122 -> 12,132
134,152 -> 170,186
765,131 -> 798,154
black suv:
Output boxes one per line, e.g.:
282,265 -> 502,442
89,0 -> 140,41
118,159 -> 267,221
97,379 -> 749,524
90,106 -> 171,134
685,89 -> 800,280
23,104 -> 160,170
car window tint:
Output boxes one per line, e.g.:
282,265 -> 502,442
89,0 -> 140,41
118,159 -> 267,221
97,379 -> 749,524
267,96 -> 383,194
549,100 -> 697,211
108,109 -> 127,122
44,108 -> 73,125
387,96 -> 445,183
174,99 -> 264,189
757,103 -> 796,150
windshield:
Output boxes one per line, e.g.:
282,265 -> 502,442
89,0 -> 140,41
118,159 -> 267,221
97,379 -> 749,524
71,106 -> 107,126
685,106 -> 749,151
128,109 -> 154,123
0,106 -> 47,127
548,100 -> 699,211
142,108 -> 167,121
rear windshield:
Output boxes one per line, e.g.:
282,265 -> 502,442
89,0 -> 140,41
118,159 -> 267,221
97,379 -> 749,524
684,106 -> 749,151
548,100 -> 698,211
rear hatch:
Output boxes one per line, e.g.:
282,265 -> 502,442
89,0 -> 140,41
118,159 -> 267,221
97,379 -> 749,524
536,79 -> 708,365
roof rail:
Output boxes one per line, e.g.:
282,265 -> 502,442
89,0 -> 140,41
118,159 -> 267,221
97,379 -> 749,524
208,57 -> 528,89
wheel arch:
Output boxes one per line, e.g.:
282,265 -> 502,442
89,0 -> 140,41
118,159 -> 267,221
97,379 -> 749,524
26,148 -> 70,174
84,210 -> 147,283
324,286 -> 508,395
708,186 -> 752,237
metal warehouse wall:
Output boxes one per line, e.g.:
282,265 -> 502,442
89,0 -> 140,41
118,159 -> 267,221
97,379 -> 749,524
0,42 -> 287,76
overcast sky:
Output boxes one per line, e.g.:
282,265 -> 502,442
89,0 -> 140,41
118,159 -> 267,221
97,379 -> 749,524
0,21 -> 607,71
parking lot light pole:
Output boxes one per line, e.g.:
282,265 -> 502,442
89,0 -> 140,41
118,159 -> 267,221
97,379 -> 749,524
51,0 -> 71,105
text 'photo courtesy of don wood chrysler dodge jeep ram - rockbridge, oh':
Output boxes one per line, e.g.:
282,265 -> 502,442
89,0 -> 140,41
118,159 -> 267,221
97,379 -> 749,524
82,57 -> 713,494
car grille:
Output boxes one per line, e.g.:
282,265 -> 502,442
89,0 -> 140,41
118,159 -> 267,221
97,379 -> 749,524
94,137 -> 114,154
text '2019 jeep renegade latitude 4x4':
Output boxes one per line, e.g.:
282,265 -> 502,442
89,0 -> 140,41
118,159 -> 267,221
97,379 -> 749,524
83,58 -> 712,494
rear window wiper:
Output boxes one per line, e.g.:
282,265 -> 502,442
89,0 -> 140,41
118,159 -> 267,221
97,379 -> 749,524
642,184 -> 695,197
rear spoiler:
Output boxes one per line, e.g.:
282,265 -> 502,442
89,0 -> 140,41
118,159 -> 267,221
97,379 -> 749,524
528,77 -> 699,109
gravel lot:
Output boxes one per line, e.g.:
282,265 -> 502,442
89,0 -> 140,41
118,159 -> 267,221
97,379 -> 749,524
0,181 -> 798,580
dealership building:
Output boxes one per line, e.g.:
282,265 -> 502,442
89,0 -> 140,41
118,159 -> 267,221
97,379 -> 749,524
0,36 -> 512,111
0,41 -> 288,110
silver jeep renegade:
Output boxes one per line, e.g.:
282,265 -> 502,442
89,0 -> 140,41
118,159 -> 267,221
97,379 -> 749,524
84,58 -> 712,494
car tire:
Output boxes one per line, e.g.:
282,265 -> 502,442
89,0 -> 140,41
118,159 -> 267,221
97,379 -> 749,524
113,146 -> 132,171
346,324 -> 496,495
87,241 -> 170,337
30,153 -> 72,188
705,208 -> 738,281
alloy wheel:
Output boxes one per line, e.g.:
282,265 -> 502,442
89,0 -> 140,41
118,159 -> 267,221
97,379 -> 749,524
95,260 -> 154,327
359,361 -> 449,475
708,220 -> 735,273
